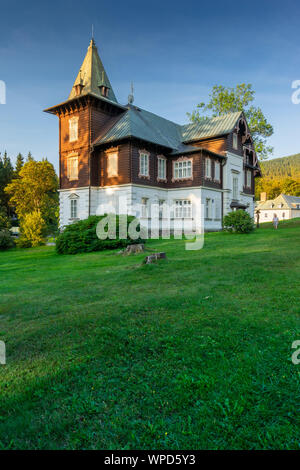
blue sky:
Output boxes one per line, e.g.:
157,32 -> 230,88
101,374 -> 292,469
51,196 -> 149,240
1,0 -> 300,171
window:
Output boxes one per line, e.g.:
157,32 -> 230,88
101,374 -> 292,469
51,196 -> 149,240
69,117 -> 78,142
159,199 -> 165,219
233,133 -> 238,150
174,159 -> 192,179
232,177 -> 239,199
205,158 -> 212,179
157,156 -> 166,180
107,152 -> 118,178
265,213 -> 268,218
175,200 -> 192,218
100,86 -> 109,97
67,155 -> 78,180
70,199 -> 77,219
141,197 -> 148,217
215,199 -> 221,220
139,152 -> 149,177
282,212 -> 285,218
205,198 -> 212,219
246,170 -> 251,188
214,161 -> 220,181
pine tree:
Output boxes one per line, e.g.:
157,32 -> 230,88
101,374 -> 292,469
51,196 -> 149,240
14,153 -> 24,177
0,151 -> 14,215
26,151 -> 34,162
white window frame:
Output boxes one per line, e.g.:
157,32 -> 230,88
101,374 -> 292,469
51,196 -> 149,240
246,170 -> 251,188
205,198 -> 212,219
70,199 -> 78,219
67,154 -> 78,180
215,199 -> 221,220
232,176 -> 239,199
106,151 -> 118,178
233,133 -> 238,150
157,155 -> 167,181
205,158 -> 212,179
174,199 -> 192,218
214,161 -> 220,182
69,116 -> 79,143
173,158 -> 192,181
159,199 -> 165,219
141,197 -> 149,218
139,150 -> 150,178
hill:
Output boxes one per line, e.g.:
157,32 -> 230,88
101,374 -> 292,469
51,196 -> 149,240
255,153 -> 300,199
260,153 -> 300,180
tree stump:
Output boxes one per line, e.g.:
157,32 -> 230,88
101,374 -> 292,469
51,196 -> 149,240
124,243 -> 145,255
143,252 -> 167,264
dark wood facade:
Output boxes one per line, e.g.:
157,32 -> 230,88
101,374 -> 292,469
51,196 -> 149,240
56,102 -> 255,194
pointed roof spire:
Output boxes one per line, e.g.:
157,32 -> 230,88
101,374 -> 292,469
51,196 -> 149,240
69,39 -> 118,103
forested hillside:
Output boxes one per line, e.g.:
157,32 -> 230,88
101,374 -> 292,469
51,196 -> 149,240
255,154 -> 300,199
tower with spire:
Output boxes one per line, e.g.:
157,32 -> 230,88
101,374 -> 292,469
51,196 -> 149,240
44,38 -> 126,224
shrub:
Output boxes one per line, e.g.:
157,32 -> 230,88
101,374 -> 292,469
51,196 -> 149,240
0,230 -> 15,250
223,210 -> 254,233
56,215 -> 145,255
17,211 -> 46,248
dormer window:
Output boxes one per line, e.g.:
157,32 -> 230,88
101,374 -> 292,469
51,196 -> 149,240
100,85 -> 109,97
74,83 -> 84,96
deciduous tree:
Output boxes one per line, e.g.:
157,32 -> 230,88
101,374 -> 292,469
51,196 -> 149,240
5,159 -> 59,231
188,83 -> 273,160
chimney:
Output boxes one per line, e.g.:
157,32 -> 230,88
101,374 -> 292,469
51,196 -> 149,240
260,192 -> 267,202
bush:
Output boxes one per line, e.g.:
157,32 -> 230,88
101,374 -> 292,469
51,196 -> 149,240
56,215 -> 145,255
17,211 -> 46,248
0,230 -> 15,250
223,210 -> 254,233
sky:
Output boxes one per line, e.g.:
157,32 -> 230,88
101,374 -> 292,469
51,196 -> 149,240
1,0 -> 300,171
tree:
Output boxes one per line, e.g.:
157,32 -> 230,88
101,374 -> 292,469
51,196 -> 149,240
0,206 -> 11,230
5,159 -> 59,232
0,151 -> 14,216
188,83 -> 274,160
17,211 -> 45,248
281,178 -> 300,197
14,153 -> 24,178
26,151 -> 34,162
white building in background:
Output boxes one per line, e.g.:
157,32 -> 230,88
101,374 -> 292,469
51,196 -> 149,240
255,193 -> 300,223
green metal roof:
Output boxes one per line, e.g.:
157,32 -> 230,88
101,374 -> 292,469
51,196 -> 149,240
95,107 -> 242,152
94,105 -> 183,149
181,112 -> 242,142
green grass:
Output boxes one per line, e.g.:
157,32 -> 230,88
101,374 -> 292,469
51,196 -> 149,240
0,220 -> 299,450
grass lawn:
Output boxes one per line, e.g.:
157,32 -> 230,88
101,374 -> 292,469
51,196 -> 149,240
0,220 -> 299,450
